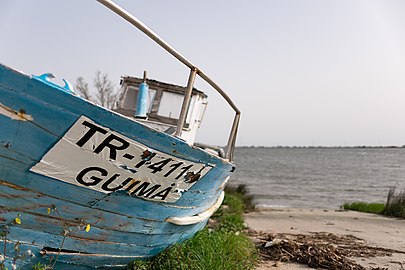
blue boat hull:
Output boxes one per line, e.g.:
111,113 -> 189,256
0,64 -> 234,269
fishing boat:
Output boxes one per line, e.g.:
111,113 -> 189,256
0,0 -> 240,269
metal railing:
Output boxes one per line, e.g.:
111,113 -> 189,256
97,0 -> 240,161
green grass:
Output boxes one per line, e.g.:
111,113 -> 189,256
128,184 -> 257,270
129,229 -> 256,270
342,202 -> 385,214
343,187 -> 405,219
222,184 -> 256,212
31,263 -> 52,270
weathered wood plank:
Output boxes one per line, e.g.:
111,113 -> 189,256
1,210 -> 206,247
0,240 -> 143,269
0,182 -> 207,235
0,170 -> 223,222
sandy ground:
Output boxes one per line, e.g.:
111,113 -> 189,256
245,208 -> 405,270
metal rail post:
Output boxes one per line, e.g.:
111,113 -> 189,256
226,113 -> 241,160
175,68 -> 198,137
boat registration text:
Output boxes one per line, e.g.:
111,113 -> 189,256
30,116 -> 213,203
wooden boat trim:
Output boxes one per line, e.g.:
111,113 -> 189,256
166,191 -> 225,225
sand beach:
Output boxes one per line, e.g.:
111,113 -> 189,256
245,208 -> 405,270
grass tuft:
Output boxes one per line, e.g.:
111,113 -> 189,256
128,184 -> 257,270
223,184 -> 256,212
382,187 -> 405,218
342,202 -> 385,214
343,187 -> 405,219
129,229 -> 256,270
32,263 -> 52,270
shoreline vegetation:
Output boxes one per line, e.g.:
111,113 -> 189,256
246,187 -> 405,270
343,187 -> 405,219
128,185 -> 405,270
127,184 -> 258,270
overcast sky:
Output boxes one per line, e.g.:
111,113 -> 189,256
1,1 -> 405,146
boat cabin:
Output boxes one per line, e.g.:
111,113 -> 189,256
114,75 -> 208,145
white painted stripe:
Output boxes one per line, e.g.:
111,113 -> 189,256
166,191 -> 225,225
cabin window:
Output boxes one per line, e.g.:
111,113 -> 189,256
157,91 -> 183,119
196,101 -> 208,127
117,79 -> 206,128
146,90 -> 157,112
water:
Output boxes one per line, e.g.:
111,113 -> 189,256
232,147 -> 405,209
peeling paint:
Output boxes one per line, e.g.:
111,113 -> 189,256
0,180 -> 31,192
184,171 -> 201,183
140,150 -> 155,161
0,103 -> 33,121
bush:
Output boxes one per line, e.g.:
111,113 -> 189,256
382,187 -> 405,218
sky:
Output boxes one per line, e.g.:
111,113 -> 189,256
1,0 -> 405,147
